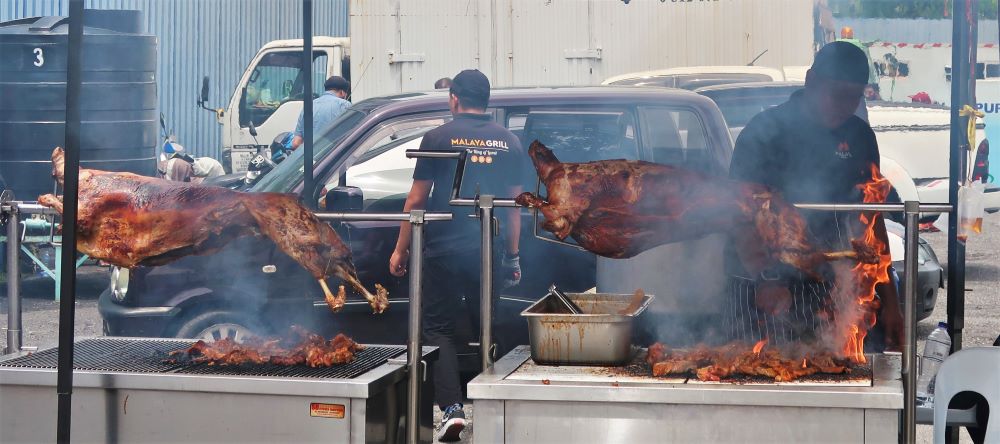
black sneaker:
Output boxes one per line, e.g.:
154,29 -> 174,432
437,403 -> 466,442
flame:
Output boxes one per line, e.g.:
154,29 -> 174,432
802,358 -> 808,369
841,164 -> 893,364
752,338 -> 768,355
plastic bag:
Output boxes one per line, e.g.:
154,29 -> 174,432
932,181 -> 986,241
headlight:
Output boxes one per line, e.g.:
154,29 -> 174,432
917,245 -> 929,266
110,266 -> 130,302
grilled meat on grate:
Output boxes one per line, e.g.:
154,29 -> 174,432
169,328 -> 363,367
515,141 -> 876,281
37,147 -> 388,313
645,342 -> 850,382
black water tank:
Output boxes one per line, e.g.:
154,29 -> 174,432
0,9 -> 157,201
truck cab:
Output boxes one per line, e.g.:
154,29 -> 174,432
212,37 -> 350,173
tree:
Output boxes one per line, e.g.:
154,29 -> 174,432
829,0 -> 998,20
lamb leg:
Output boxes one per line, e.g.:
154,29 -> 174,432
319,280 -> 347,312
38,194 -> 65,213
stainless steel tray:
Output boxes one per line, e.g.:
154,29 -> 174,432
521,292 -> 654,366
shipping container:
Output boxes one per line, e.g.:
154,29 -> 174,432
348,0 -> 819,101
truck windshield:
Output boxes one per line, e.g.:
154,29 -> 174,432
252,109 -> 367,193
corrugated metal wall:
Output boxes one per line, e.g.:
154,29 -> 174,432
349,0 -> 815,101
839,18 -> 998,45
1,0 -> 348,158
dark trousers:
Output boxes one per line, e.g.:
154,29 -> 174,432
422,249 -> 518,409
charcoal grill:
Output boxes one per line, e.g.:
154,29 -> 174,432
0,337 -> 438,443
469,346 -> 903,443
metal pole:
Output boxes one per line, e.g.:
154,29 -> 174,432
6,205 -> 21,354
57,0 -> 84,441
406,210 -> 425,444
793,203 -> 952,212
478,195 -> 495,370
902,201 -> 920,444
947,0 -> 975,358
315,212 -> 453,222
302,0 -> 315,208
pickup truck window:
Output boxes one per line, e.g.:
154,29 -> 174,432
239,50 -> 328,128
513,108 -> 639,163
252,109 -> 367,193
638,106 -> 715,174
323,114 -> 450,211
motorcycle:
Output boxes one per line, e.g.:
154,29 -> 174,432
203,124 -> 292,190
158,113 -> 226,183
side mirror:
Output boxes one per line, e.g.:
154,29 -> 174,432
159,112 -> 166,132
200,76 -> 210,103
324,186 -> 364,212
248,121 -> 258,137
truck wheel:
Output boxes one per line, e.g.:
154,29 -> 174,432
172,310 -> 265,343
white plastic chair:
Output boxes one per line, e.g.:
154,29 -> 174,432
933,347 -> 1000,443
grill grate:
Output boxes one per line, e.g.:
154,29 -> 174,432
0,338 -> 405,379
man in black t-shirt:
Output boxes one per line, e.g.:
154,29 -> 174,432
389,69 -> 524,442
726,41 -> 904,350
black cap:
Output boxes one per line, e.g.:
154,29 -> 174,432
811,41 -> 869,84
324,76 -> 350,92
449,69 -> 490,107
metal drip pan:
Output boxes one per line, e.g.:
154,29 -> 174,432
522,292 -> 653,365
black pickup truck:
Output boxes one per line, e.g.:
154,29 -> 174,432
99,86 -> 733,369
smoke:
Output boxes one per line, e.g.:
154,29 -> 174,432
817,261 -> 864,357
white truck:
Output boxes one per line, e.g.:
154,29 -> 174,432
199,37 -> 350,173
206,0 -> 828,172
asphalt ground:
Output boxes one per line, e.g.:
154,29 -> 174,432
2,212 -> 997,443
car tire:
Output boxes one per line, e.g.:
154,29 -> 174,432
171,310 -> 266,343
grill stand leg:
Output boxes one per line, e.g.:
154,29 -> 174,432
477,196 -> 495,370
407,210 -> 425,444
5,204 -> 21,354
903,201 -> 920,444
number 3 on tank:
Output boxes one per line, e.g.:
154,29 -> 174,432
32,48 -> 43,67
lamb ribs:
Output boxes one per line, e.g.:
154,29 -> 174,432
645,342 -> 852,382
515,141 -> 875,280
38,147 -> 388,313
168,327 -> 363,367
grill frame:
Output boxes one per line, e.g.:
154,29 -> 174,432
0,338 -> 406,379
0,337 -> 422,400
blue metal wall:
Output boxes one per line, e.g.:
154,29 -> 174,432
1,0 -> 348,158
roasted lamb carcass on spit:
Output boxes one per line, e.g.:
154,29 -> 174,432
514,141 -> 876,280
38,147 -> 388,313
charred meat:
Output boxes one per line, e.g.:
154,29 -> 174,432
168,328 -> 363,367
645,341 -> 850,382
37,147 -> 388,313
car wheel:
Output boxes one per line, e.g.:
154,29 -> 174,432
172,310 -> 265,343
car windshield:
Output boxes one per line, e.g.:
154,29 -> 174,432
252,109 -> 367,193
698,86 -> 801,128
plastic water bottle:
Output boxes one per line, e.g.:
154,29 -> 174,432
916,322 -> 951,404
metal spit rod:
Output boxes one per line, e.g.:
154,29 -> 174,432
793,201 -> 951,444
315,210 -> 451,444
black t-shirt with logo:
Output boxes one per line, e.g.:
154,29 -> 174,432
413,113 -> 526,257
728,90 -> 881,276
